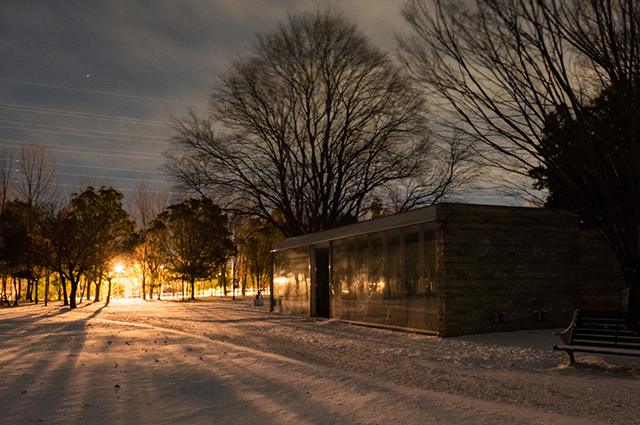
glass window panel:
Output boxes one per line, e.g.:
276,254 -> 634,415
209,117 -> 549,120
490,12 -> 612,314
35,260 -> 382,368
405,231 -> 421,297
273,247 -> 310,315
276,220 -> 440,333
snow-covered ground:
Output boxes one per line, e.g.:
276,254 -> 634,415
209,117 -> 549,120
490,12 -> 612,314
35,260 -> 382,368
0,297 -> 638,424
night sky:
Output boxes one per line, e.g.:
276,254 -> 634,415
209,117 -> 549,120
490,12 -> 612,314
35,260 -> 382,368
0,0 -> 407,204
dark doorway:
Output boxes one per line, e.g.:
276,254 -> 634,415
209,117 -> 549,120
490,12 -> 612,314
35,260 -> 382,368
314,249 -> 330,318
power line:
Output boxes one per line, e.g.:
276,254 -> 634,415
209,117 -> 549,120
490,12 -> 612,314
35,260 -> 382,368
0,124 -> 170,145
0,103 -> 170,126
0,119 -> 168,140
0,139 -> 164,161
0,78 -> 208,108
55,162 -> 163,174
0,138 -> 163,157
56,171 -> 169,184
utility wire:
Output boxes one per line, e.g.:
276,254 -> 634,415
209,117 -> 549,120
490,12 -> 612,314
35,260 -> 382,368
0,139 -> 164,161
0,103 -> 170,126
0,138 -> 163,157
0,119 -> 168,140
56,171 -> 169,184
0,124 -> 170,145
55,162 -> 163,174
0,78 -> 208,107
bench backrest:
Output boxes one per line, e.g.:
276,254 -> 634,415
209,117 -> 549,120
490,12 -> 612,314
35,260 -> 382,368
570,310 -> 640,351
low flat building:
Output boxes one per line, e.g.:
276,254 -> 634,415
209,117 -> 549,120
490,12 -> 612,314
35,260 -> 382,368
270,203 -> 624,336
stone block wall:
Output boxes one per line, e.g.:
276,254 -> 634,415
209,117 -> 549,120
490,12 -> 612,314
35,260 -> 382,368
436,204 -> 580,336
579,230 -> 626,310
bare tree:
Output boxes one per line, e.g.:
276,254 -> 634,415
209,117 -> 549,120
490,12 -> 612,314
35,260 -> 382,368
167,11 -> 473,237
128,182 -> 170,299
400,0 -> 640,317
0,150 -> 14,304
15,144 -> 57,210
0,150 -> 14,212
129,182 -> 170,230
238,218 -> 282,298
12,144 -> 58,302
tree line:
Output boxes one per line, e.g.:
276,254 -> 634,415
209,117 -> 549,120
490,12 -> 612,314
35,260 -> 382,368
0,146 -> 280,308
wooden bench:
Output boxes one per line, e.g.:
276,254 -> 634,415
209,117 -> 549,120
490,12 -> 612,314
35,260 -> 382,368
553,309 -> 640,364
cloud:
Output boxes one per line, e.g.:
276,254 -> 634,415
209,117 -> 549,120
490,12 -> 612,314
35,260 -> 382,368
0,0 -> 409,198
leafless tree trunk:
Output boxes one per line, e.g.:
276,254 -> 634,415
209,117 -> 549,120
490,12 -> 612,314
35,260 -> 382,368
44,273 -> 49,306
105,276 -> 113,306
240,261 -> 247,297
70,276 -> 80,308
85,274 -> 92,301
94,273 -> 103,302
141,273 -> 147,300
60,273 -> 68,306
221,267 -> 227,296
26,280 -> 32,302
1,274 -> 8,306
12,277 -> 19,306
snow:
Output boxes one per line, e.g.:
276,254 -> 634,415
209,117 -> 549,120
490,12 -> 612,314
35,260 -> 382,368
1,298 -> 639,424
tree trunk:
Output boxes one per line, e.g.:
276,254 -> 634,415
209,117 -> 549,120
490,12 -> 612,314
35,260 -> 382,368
149,282 -> 153,300
69,277 -> 78,309
181,280 -> 185,301
142,274 -> 146,300
77,280 -> 84,305
61,273 -> 69,306
44,273 -> 49,307
106,277 -> 113,306
222,268 -> 227,296
190,278 -> 196,300
94,274 -> 102,302
25,279 -> 32,302
12,277 -> 18,306
34,277 -> 38,304
1,274 -> 7,306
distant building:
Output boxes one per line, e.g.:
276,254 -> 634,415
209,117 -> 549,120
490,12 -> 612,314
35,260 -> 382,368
270,203 -> 625,336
